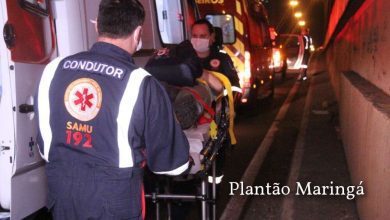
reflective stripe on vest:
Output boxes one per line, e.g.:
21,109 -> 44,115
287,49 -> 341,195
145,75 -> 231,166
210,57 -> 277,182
304,36 -> 309,49
38,57 -> 64,162
117,68 -> 150,168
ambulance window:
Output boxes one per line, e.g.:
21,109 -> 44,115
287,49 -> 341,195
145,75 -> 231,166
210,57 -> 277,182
155,0 -> 185,44
205,14 -> 235,44
20,0 -> 49,16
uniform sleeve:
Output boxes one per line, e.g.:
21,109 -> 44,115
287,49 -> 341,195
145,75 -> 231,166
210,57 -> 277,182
142,77 -> 190,175
221,54 -> 240,87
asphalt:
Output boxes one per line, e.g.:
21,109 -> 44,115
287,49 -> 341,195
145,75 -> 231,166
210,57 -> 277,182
137,48 -> 362,219
240,71 -> 360,220
289,72 -> 359,220
144,68 -> 360,220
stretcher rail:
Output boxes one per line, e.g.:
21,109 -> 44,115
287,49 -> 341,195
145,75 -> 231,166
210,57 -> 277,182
145,97 -> 229,220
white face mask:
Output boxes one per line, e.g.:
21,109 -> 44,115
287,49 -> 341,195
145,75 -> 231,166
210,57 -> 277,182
191,37 -> 209,53
136,38 -> 142,52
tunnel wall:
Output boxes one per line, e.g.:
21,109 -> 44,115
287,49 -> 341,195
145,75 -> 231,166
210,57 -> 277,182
325,0 -> 390,219
324,0 -> 349,47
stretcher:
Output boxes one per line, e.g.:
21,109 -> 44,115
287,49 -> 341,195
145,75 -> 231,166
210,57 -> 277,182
144,71 -> 237,220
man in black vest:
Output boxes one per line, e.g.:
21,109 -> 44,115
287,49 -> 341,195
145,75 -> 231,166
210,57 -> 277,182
35,1 -> 189,219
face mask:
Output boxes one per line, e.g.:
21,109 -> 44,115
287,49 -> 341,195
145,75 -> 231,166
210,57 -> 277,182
136,38 -> 142,52
191,37 -> 209,53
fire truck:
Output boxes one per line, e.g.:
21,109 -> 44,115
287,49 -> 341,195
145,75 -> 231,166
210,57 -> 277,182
0,0 -> 201,219
196,0 -> 275,105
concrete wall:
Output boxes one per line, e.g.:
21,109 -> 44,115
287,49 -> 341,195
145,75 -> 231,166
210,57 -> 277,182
325,0 -> 390,219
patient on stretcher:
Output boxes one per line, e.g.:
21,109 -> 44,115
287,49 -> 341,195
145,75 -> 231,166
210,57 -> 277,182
144,40 -> 232,175
145,40 -> 224,130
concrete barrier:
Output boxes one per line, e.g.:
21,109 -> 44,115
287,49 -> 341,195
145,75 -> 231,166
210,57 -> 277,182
339,72 -> 390,220
325,0 -> 390,219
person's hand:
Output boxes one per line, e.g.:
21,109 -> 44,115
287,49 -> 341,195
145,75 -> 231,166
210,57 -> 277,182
201,70 -> 223,93
181,156 -> 195,175
189,155 -> 195,168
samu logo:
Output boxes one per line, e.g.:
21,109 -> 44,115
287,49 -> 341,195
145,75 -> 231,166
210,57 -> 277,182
64,78 -> 102,121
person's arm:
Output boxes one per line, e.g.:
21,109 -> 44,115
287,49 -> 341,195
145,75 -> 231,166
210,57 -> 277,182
220,54 -> 240,88
142,77 -> 190,175
145,64 -> 196,86
200,69 -> 224,93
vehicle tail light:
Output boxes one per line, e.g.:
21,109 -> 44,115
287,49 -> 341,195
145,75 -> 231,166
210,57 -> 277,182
239,51 -> 251,88
271,49 -> 282,69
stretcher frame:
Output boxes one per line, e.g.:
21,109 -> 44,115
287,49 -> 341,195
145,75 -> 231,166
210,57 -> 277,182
145,97 -> 230,220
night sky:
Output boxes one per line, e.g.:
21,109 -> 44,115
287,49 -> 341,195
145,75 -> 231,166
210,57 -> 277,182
262,0 -> 329,46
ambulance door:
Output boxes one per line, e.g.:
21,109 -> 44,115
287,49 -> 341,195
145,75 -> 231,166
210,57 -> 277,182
0,0 -> 14,215
154,0 -> 185,45
134,0 -> 188,67
0,0 -> 55,219
52,0 -> 99,56
133,0 -> 165,67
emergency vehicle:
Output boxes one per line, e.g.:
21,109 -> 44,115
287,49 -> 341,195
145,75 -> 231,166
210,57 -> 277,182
0,0 -> 204,219
196,0 -> 275,104
269,26 -> 287,79
275,33 -> 306,71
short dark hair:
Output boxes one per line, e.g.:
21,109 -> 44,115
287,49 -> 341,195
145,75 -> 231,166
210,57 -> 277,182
97,0 -> 145,39
192,19 -> 214,35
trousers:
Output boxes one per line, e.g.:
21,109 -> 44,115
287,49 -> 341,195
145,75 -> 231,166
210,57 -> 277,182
46,161 -> 144,220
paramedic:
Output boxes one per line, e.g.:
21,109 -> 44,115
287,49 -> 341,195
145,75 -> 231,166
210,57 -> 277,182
35,0 -> 190,219
191,19 -> 240,89
299,27 -> 313,81
191,19 -> 239,184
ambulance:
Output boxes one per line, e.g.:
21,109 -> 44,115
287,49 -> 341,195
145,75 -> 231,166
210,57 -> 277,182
196,0 -> 275,104
0,0 -> 201,219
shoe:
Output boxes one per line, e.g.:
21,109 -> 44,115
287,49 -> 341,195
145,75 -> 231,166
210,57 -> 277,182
174,90 -> 203,129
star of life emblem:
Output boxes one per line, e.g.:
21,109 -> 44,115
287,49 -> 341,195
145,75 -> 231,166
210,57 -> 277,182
64,78 -> 102,121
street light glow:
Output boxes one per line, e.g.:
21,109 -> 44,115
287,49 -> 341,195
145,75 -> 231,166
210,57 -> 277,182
294,12 -> 302,18
298,20 -> 306,26
289,0 -> 299,7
